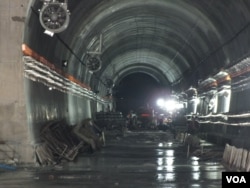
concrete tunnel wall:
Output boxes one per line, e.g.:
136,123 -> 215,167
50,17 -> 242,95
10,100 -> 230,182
0,0 -> 33,163
25,80 -> 92,144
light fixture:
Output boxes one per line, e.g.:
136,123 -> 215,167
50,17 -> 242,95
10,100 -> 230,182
156,98 -> 184,112
156,98 -> 165,107
44,30 -> 54,37
62,60 -> 68,67
39,0 -> 70,34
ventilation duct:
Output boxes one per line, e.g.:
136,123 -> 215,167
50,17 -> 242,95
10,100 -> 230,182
39,0 -> 70,34
86,56 -> 102,72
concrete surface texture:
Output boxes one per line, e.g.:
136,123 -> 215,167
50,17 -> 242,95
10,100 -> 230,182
0,131 -> 225,188
0,0 -> 33,163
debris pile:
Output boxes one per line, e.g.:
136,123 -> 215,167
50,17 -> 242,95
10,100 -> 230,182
0,141 -> 19,171
35,119 -> 104,166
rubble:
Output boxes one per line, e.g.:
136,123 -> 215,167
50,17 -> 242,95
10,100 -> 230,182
0,140 -> 19,170
73,118 -> 105,151
175,132 -> 224,160
35,119 -> 104,166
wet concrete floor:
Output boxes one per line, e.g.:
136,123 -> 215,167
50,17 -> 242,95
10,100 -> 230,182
0,131 -> 225,188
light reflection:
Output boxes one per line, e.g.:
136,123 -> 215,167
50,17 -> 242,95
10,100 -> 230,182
158,142 -> 174,148
192,160 -> 200,172
165,165 -> 174,172
165,173 -> 175,181
192,184 -> 201,187
193,165 -> 200,172
204,162 -> 219,165
156,149 -> 175,181
157,151 -> 163,156
158,157 -> 174,166
192,161 -> 199,166
205,171 -> 222,180
191,156 -> 199,161
157,166 -> 163,171
204,165 -> 220,171
165,150 -> 174,157
157,163 -> 174,172
157,173 -> 175,181
157,158 -> 163,166
165,157 -> 174,166
192,172 -> 200,180
157,174 -> 164,180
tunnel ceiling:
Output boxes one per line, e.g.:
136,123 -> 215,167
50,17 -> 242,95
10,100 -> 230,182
24,0 -> 250,93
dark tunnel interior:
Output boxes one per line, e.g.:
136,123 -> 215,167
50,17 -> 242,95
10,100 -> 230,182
114,73 -> 164,115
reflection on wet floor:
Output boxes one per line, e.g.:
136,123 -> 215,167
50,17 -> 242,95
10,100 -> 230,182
0,131 -> 225,188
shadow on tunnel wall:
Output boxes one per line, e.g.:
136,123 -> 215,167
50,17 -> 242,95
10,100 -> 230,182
24,79 -> 92,144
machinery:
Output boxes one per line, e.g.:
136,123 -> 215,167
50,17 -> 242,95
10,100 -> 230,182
39,0 -> 70,34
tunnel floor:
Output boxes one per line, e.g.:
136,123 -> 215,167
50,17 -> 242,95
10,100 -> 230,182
0,130 -> 225,188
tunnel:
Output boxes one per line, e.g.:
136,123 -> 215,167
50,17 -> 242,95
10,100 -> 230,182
2,0 -> 250,187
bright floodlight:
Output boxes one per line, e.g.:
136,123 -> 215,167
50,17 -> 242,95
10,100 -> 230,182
157,98 -> 165,107
165,100 -> 176,111
157,98 -> 184,112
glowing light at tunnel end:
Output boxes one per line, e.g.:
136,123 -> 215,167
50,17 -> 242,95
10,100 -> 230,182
156,98 -> 184,112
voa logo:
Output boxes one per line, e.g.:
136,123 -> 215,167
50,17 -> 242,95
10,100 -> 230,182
226,176 -> 246,184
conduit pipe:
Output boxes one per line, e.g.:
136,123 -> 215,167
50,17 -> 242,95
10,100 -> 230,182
22,45 -> 108,104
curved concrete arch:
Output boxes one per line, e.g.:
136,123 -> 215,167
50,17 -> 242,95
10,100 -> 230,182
113,65 -> 170,87
97,49 -> 183,88
67,0 -> 224,85
99,34 -> 193,72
